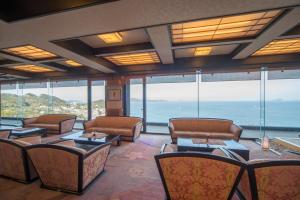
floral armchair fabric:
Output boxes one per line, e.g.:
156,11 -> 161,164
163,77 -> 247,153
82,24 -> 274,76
155,152 -> 245,200
0,136 -> 41,183
223,148 -> 300,200
26,140 -> 111,194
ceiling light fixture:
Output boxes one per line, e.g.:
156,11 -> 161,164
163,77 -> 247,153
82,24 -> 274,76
105,52 -> 160,66
97,32 -> 123,44
194,47 -> 212,56
12,65 -> 54,73
65,60 -> 82,67
253,38 -> 300,56
3,45 -> 57,60
172,10 -> 281,43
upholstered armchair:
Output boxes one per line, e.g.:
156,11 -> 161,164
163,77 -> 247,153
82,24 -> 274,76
0,130 -> 11,139
155,151 -> 245,200
23,114 -> 77,134
222,148 -> 300,200
26,140 -> 111,194
169,118 -> 243,143
0,136 -> 41,183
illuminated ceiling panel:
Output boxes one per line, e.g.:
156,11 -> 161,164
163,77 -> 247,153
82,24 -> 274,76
12,65 -> 54,73
194,47 -> 212,56
65,60 -> 82,67
97,32 -> 123,44
172,10 -> 281,43
3,45 -> 57,60
105,52 -> 160,66
253,38 -> 300,56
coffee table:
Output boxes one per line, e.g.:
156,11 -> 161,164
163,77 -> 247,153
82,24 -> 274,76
61,131 -> 121,146
177,138 -> 249,160
10,127 -> 47,138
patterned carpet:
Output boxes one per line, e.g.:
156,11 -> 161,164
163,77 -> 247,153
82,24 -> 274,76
0,134 -> 278,200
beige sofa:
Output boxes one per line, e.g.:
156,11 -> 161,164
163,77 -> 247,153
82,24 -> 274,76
23,114 -> 76,134
169,118 -> 242,143
84,116 -> 143,142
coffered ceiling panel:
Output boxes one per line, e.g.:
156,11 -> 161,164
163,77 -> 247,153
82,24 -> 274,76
175,44 -> 239,58
79,29 -> 150,48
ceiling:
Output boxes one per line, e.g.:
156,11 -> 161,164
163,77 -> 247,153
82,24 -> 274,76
0,0 -> 300,82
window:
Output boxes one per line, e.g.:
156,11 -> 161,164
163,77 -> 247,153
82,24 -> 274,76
51,80 -> 88,120
129,79 -> 144,118
20,82 -> 52,118
91,80 -> 106,118
1,83 -> 21,118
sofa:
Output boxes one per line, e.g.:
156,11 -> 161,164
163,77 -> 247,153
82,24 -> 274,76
23,114 -> 77,134
27,140 -> 111,194
84,116 -> 143,142
169,118 -> 242,143
0,136 -> 41,183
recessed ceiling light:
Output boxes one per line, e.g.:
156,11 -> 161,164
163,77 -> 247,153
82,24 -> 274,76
65,60 -> 82,67
12,65 -> 54,73
3,45 -> 57,60
172,10 -> 281,43
253,38 -> 300,56
194,47 -> 212,56
105,52 -> 160,66
97,32 -> 123,44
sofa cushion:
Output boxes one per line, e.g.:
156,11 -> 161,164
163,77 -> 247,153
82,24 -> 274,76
25,123 -> 59,130
93,116 -> 141,129
174,131 -> 234,140
87,127 -> 133,137
36,114 -> 75,124
171,119 -> 233,133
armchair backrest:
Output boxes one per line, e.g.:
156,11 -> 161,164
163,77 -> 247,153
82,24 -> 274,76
169,118 -> 233,132
26,144 -> 83,192
94,116 -> 142,129
155,152 -> 245,200
36,114 -> 76,124
244,160 -> 300,200
0,139 -> 36,182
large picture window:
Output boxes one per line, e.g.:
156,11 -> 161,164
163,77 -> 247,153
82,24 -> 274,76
91,80 -> 106,118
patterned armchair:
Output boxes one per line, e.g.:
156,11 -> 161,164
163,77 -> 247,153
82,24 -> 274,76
0,136 -> 41,183
222,148 -> 300,200
26,140 -> 111,194
155,152 -> 246,200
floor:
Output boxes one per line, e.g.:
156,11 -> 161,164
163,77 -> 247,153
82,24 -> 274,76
0,134 -> 279,200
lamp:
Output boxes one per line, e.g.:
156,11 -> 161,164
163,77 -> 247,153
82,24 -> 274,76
261,134 -> 270,151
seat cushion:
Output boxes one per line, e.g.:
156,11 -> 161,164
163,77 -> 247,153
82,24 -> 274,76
87,127 -> 133,137
25,123 -> 59,130
174,131 -> 234,140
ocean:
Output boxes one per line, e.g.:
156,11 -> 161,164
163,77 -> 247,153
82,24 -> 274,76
130,100 -> 300,128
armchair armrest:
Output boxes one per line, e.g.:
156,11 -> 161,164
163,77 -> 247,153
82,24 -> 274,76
82,143 -> 111,188
0,130 -> 11,139
132,121 -> 143,139
230,124 -> 243,141
59,118 -> 76,134
83,120 -> 96,130
15,136 -> 41,145
22,117 -> 38,126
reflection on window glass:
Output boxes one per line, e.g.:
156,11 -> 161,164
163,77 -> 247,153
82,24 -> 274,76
51,80 -> 88,120
92,80 -> 106,118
